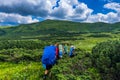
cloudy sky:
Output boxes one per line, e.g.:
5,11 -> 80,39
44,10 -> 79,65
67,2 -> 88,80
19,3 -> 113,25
0,0 -> 120,26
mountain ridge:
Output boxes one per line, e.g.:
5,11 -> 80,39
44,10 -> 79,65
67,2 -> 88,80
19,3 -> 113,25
0,20 -> 120,39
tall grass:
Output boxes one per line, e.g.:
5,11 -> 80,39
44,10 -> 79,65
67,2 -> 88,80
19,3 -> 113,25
0,62 -> 44,80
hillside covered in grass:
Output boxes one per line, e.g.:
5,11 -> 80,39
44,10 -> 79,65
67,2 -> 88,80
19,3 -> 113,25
0,20 -> 120,39
0,20 -> 120,80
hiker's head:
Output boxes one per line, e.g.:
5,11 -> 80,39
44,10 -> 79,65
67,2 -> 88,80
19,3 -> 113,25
71,45 -> 75,49
65,43 -> 68,46
55,43 -> 59,46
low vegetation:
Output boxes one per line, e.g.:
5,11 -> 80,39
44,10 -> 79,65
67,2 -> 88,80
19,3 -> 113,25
0,20 -> 120,80
91,40 -> 120,80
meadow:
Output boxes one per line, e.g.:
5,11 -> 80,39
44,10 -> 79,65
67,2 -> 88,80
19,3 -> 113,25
0,20 -> 120,80
0,31 -> 119,80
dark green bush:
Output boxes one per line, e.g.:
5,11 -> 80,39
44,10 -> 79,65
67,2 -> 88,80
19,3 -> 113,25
0,40 -> 50,50
88,33 -> 112,38
49,50 -> 98,80
0,48 -> 42,62
91,40 -> 120,80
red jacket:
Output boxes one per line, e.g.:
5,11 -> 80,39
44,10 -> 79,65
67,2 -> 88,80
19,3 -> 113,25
56,47 -> 59,58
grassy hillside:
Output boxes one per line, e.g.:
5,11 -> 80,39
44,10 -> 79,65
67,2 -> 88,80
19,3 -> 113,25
0,20 -> 120,80
0,20 -> 120,39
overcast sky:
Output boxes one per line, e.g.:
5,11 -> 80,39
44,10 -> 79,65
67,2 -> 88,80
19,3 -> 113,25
0,0 -> 120,26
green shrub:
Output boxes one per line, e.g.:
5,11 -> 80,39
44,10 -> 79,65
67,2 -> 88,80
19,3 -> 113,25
50,49 -> 96,80
87,33 -> 111,38
91,40 -> 120,80
0,48 -> 42,62
0,40 -> 49,50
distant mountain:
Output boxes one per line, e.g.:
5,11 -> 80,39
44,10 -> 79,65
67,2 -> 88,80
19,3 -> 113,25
0,20 -> 120,39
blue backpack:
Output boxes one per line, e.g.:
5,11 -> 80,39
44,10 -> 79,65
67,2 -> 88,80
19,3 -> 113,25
69,47 -> 74,56
41,45 -> 56,65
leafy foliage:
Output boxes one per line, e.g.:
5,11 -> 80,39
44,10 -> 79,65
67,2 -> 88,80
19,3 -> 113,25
0,40 -> 47,50
87,33 -> 112,38
91,40 -> 120,80
0,40 -> 52,62
0,20 -> 120,79
50,50 -> 101,80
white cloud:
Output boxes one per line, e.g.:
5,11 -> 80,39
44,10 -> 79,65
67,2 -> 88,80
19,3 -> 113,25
0,12 -> 39,24
0,0 -> 55,17
0,0 -> 93,25
0,0 -> 93,20
49,0 -> 93,21
84,2 -> 120,23
0,0 -> 120,25
86,12 -> 120,23
104,2 -> 120,12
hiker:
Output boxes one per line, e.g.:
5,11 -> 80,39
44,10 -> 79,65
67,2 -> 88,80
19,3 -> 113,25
58,44 -> 63,58
41,45 -> 56,79
64,44 -> 68,54
55,43 -> 59,59
69,45 -> 75,57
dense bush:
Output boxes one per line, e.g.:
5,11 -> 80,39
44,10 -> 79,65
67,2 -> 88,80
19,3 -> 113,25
87,33 -> 112,38
49,49 -> 101,80
0,40 -> 48,62
0,48 -> 42,62
0,40 -> 50,50
91,40 -> 120,80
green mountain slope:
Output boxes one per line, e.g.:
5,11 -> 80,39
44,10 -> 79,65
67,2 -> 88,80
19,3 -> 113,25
0,20 -> 120,39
